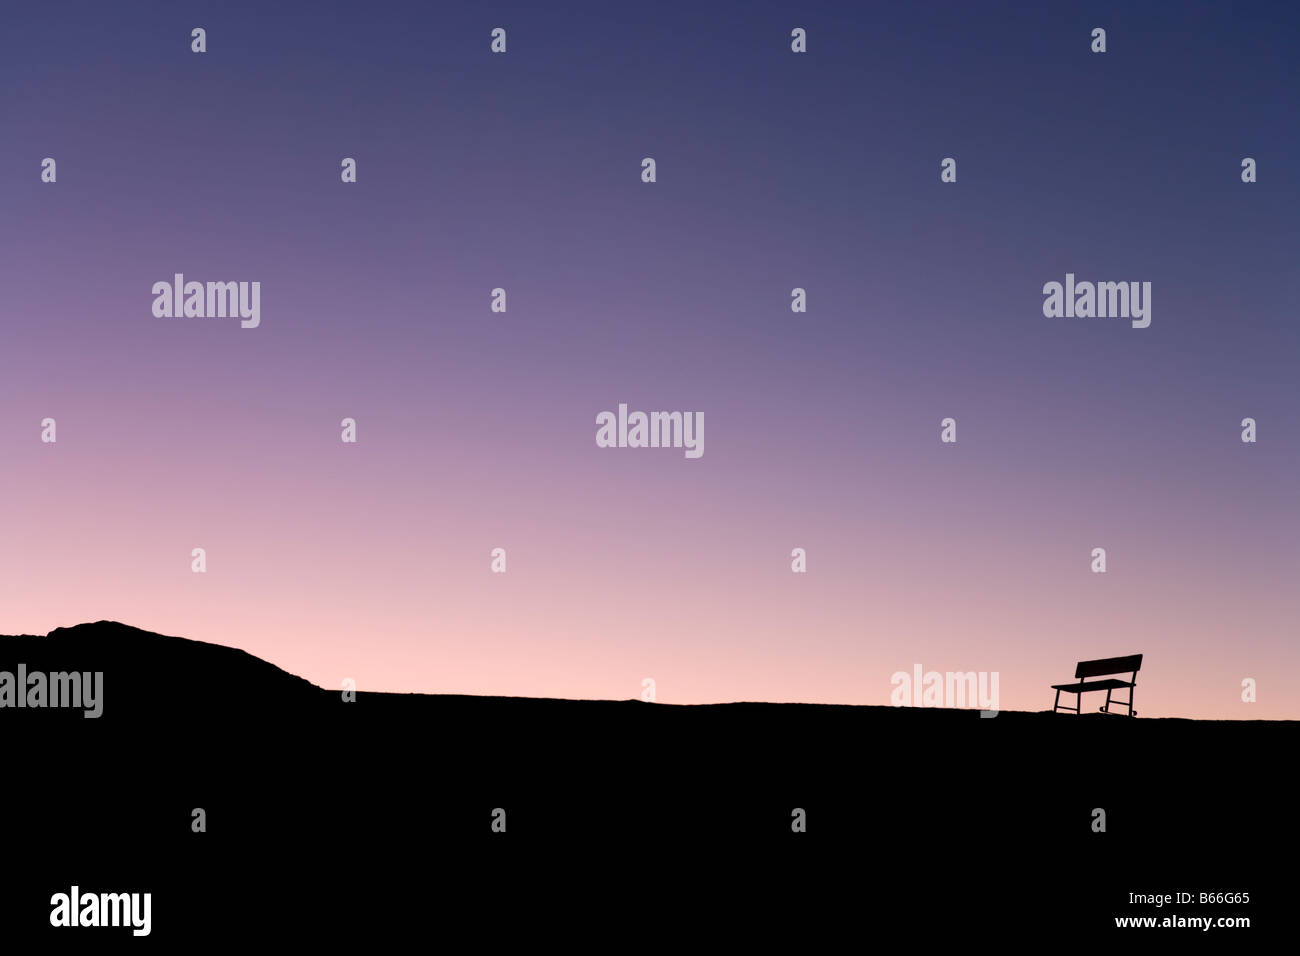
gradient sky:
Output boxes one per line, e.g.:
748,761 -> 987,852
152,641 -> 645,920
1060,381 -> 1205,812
2,1 -> 1296,718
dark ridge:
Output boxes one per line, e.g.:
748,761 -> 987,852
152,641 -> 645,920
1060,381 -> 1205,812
1,620 -> 323,720
1,621 -> 1294,942
3,621 -> 1294,727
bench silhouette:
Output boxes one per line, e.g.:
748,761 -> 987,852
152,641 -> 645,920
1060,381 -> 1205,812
1051,654 -> 1142,717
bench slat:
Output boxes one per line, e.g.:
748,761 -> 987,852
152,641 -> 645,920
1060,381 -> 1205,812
1074,654 -> 1142,679
1051,678 -> 1134,692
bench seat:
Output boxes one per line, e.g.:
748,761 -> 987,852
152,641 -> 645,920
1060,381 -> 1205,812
1050,678 -> 1134,693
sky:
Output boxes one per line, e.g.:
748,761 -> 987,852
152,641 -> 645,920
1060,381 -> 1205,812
1,1 -> 1296,718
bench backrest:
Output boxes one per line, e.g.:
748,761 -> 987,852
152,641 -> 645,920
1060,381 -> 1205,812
1075,654 -> 1142,679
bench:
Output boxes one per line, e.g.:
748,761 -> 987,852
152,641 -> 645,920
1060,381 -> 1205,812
1051,655 -> 1142,717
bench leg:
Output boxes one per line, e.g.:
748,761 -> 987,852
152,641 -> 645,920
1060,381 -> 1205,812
1114,688 -> 1135,716
1102,688 -> 1112,714
1108,688 -> 1136,716
1052,690 -> 1083,714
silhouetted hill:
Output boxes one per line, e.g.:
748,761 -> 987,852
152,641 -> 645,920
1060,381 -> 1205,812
1,621 -> 323,720
2,622 -> 1291,943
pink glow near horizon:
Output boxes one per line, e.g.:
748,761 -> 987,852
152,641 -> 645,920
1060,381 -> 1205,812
1,387 -> 1292,719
